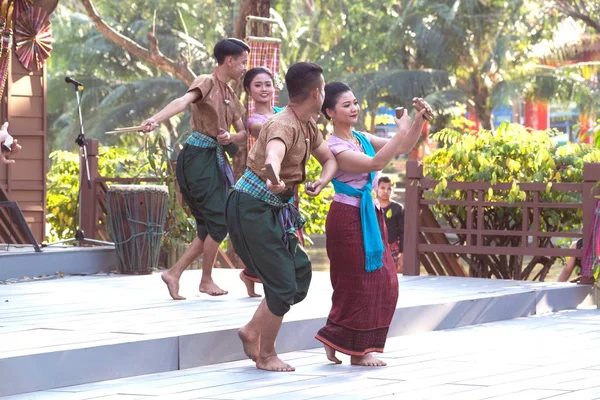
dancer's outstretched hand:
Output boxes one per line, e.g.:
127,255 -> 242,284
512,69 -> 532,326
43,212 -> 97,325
141,117 -> 158,133
305,179 -> 324,197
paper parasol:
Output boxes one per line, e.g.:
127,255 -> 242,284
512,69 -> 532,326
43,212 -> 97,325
15,6 -> 53,71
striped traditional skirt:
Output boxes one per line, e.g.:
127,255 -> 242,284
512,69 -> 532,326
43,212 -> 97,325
315,201 -> 399,356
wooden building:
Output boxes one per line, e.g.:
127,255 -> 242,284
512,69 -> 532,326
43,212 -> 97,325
0,47 -> 47,242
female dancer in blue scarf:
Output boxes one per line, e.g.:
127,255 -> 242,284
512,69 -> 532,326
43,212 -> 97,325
315,82 -> 430,366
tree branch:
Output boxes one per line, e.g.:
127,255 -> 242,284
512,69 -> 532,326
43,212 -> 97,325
79,0 -> 196,86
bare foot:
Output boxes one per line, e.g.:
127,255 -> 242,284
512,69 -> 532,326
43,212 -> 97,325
324,344 -> 342,364
256,355 -> 295,372
161,271 -> 185,300
239,271 -> 262,298
351,353 -> 387,367
238,326 -> 260,362
199,278 -> 228,296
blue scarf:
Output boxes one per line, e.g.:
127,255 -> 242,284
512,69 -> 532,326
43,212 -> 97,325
331,131 -> 384,272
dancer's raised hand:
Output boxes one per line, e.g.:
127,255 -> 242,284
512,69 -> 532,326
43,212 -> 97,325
0,122 -> 21,164
393,109 -> 411,133
412,98 -> 433,121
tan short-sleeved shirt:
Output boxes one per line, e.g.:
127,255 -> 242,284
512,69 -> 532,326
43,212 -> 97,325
247,107 -> 324,188
187,74 -> 246,138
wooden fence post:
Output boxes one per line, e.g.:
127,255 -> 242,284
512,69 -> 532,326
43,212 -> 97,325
80,139 -> 99,239
582,163 -> 600,282
403,161 -> 423,276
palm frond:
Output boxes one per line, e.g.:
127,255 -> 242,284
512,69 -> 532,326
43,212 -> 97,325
495,62 -> 600,112
346,69 -> 453,109
423,89 -> 468,114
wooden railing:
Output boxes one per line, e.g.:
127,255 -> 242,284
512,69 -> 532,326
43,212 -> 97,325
403,160 -> 600,280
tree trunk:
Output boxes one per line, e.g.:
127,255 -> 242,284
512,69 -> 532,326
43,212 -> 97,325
475,102 -> 493,131
469,71 -> 493,130
79,0 -> 196,86
234,0 -> 271,39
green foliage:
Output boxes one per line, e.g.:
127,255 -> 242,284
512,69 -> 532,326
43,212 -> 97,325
393,0 -> 572,128
346,70 -> 458,120
46,146 -> 152,241
272,0 -> 405,78
50,0 -> 595,145
428,122 -> 600,187
48,1 -> 235,151
424,122 -> 600,279
299,156 -> 334,238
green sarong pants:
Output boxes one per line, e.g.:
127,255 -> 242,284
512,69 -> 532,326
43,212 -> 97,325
176,142 -> 236,243
226,190 -> 312,316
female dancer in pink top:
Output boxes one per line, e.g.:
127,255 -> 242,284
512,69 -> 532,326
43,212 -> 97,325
238,67 -> 283,297
315,82 -> 429,366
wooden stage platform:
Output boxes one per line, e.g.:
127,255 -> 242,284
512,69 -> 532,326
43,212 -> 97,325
0,244 -> 116,282
0,269 -> 593,397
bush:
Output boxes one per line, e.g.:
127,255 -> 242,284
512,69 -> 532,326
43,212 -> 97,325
424,122 -> 600,280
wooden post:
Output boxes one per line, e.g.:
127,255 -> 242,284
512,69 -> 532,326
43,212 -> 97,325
80,139 -> 99,239
403,161 -> 422,276
583,163 -> 600,282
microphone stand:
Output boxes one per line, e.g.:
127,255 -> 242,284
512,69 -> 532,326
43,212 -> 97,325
44,81 -> 113,247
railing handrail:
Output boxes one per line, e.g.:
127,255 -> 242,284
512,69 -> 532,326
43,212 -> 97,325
96,177 -> 161,183
420,179 -> 584,191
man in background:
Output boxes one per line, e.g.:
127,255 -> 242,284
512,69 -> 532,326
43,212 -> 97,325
377,176 -> 404,273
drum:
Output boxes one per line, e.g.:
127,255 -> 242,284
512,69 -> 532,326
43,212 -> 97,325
106,185 -> 169,274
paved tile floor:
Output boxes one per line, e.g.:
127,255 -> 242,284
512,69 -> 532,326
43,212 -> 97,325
4,308 -> 599,400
